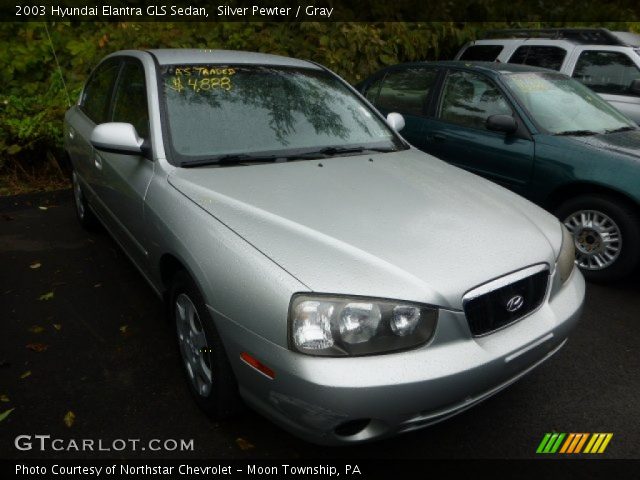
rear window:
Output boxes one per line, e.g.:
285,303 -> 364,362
459,45 -> 504,62
508,46 -> 567,71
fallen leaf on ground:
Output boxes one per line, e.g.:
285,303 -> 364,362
20,371 -> 31,379
0,408 -> 15,422
53,324 -> 62,331
63,411 -> 75,428
38,206 -> 48,211
38,292 -> 54,301
0,395 -> 9,402
119,325 -> 128,334
26,343 -> 48,353
235,437 -> 255,451
28,325 -> 44,334
29,262 -> 41,269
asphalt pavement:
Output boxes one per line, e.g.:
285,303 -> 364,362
1,190 -> 639,459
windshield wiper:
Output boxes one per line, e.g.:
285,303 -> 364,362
180,152 -> 327,168
604,126 -> 637,134
316,145 -> 398,156
554,130 -> 599,136
180,145 -> 400,167
181,154 -> 269,168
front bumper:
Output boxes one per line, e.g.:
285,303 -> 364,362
213,267 -> 585,445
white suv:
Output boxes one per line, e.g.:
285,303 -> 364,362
455,28 -> 640,124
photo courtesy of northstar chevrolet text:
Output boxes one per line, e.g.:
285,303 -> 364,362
1,0 -> 639,478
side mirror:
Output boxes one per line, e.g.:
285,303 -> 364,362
630,79 -> 640,95
90,122 -> 143,155
486,114 -> 518,134
386,112 -> 405,132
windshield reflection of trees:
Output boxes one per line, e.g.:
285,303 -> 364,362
165,67 -> 377,146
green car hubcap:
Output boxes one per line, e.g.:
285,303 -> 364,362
564,209 -> 622,271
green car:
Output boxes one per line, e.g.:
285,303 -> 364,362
359,61 -> 640,281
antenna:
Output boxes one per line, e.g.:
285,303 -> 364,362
43,22 -> 71,107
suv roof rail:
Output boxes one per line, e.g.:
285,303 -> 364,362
484,28 -> 640,47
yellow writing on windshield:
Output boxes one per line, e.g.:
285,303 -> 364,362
510,74 -> 550,93
168,66 -> 236,93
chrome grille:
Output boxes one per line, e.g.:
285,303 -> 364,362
463,264 -> 549,336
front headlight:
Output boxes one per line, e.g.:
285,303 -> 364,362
289,294 -> 438,356
557,223 -> 576,284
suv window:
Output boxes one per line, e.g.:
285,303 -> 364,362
82,60 -> 120,124
573,50 -> 640,95
459,45 -> 504,61
112,61 -> 150,138
439,70 -> 512,130
376,68 -> 438,116
508,46 -> 566,71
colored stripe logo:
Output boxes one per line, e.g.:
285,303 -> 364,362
536,433 -> 613,454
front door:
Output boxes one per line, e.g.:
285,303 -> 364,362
96,58 -> 154,270
421,69 -> 535,196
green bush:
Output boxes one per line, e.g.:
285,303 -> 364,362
1,21 -> 638,174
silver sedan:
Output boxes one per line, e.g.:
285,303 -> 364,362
64,49 -> 585,445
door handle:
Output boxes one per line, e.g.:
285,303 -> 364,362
94,153 -> 103,170
432,133 -> 447,142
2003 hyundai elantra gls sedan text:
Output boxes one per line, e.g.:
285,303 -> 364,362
64,49 -> 585,445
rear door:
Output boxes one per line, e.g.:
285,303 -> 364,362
420,69 -> 535,196
95,57 -> 155,270
567,47 -> 640,124
362,66 -> 440,145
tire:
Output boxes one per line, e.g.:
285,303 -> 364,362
555,194 -> 640,282
71,169 -> 99,231
170,270 -> 242,418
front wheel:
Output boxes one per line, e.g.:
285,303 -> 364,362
170,271 -> 242,418
556,194 -> 640,282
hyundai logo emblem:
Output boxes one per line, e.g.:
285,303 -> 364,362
506,295 -> 524,313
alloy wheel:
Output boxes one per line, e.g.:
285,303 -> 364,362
564,209 -> 622,271
175,293 -> 213,397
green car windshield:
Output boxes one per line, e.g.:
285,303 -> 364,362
503,72 -> 636,135
160,64 -> 402,165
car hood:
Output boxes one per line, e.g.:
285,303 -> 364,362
168,150 -> 561,310
565,129 -> 640,160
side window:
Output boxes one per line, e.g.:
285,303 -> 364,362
111,61 -> 150,138
573,50 -> 640,95
376,68 -> 438,116
362,76 -> 384,104
508,46 -> 566,71
81,60 -> 120,124
439,70 -> 512,130
459,45 -> 504,61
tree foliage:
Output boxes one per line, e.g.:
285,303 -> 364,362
1,21 -> 639,172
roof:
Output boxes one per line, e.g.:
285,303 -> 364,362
387,60 -> 558,75
144,49 -> 319,68
483,28 -> 640,47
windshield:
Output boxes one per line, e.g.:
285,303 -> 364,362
160,64 -> 403,165
503,72 -> 636,135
